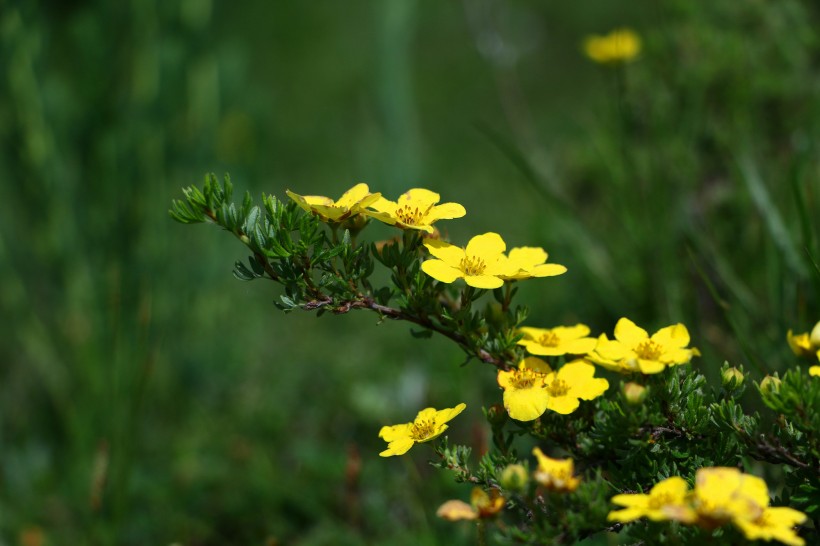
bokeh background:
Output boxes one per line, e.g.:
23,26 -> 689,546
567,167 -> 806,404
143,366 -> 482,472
1,0 -> 818,544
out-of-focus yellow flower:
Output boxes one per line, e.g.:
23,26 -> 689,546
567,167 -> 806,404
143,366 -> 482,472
499,247 -> 567,281
422,232 -> 510,289
542,360 -> 609,415
378,403 -> 466,457
436,487 -> 505,521
532,448 -> 580,493
286,183 -> 380,223
691,467 -> 769,528
583,28 -> 641,64
810,365 -> 820,377
497,357 -> 552,422
364,188 -> 465,233
590,318 -> 699,374
608,477 -> 695,523
734,507 -> 807,546
517,324 -> 597,357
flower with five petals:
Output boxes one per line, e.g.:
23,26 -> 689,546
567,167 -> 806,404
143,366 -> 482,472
365,188 -> 465,233
532,448 -> 580,493
590,318 -> 699,374
608,476 -> 694,523
517,324 -> 597,357
286,183 -> 380,223
422,232 -> 510,289
378,403 -> 466,457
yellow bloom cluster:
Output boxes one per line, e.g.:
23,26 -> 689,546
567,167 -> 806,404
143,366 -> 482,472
583,28 -> 641,64
497,357 -> 608,421
787,321 -> 820,377
608,467 -> 807,546
589,318 -> 699,374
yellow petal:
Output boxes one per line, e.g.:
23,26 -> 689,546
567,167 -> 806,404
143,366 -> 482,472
528,263 -> 567,277
557,360 -> 596,383
421,260 -> 462,283
507,247 -> 547,266
652,323 -> 691,349
564,337 -> 598,354
415,407 -> 438,422
521,356 -> 552,374
378,423 -> 412,442
434,403 -> 467,424
335,183 -> 371,207
424,239 -> 465,264
595,339 -> 629,361
614,318 -> 649,344
437,500 -> 478,521
810,365 -> 820,377
366,196 -> 397,214
554,324 -> 591,339
380,437 -> 415,457
637,359 -> 666,374
398,188 -> 440,208
464,274 -> 504,289
427,202 -> 466,221
504,387 -> 549,421
546,396 -> 580,415
465,232 -> 506,260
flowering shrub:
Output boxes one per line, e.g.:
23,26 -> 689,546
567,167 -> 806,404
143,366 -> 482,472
171,177 -> 819,545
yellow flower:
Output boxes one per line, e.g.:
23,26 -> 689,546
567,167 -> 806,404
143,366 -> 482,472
378,403 -> 466,457
788,321 -> 820,359
691,467 -> 769,528
734,507 -> 807,546
364,188 -> 466,233
437,488 -> 505,521
286,183 -> 380,223
542,360 -> 609,415
590,318 -> 699,374
583,28 -> 641,64
517,324 -> 597,357
608,476 -> 695,523
532,447 -> 580,492
810,365 -> 820,377
497,357 -> 552,422
499,247 -> 567,281
422,232 -> 510,289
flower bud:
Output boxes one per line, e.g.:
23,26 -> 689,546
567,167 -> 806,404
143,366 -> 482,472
622,382 -> 647,405
759,375 -> 781,395
500,464 -> 529,492
485,404 -> 508,427
721,367 -> 745,387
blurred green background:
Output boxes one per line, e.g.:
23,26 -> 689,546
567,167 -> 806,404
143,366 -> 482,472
1,0 -> 818,544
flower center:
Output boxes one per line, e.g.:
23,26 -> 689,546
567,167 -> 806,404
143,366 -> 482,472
538,331 -> 560,347
648,492 -> 676,509
460,256 -> 487,276
510,367 -> 545,389
410,419 -> 436,441
635,339 -> 663,360
395,205 -> 430,225
547,378 -> 570,397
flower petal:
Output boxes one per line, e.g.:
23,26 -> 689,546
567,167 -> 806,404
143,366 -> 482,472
380,437 -> 415,457
465,232 -> 506,260
335,183 -> 371,207
421,260 -> 462,283
427,202 -> 466,221
553,324 -> 591,340
504,386 -> 549,421
507,247 -> 547,267
398,188 -> 440,208
464,274 -> 504,289
614,318 -> 648,344
546,396 -> 580,415
424,240 -> 465,264
434,403 -> 467,424
652,323 -> 690,348
528,263 -> 567,277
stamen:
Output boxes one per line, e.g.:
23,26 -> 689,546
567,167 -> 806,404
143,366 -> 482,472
635,340 -> 663,360
511,367 -> 545,389
459,256 -> 487,276
410,419 -> 436,441
547,378 -> 570,397
538,331 -> 560,347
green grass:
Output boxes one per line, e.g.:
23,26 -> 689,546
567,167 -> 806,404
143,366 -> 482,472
0,0 -> 818,544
